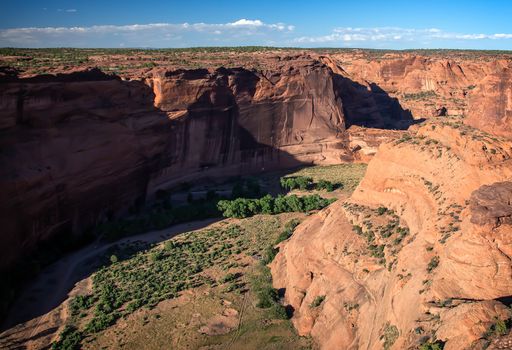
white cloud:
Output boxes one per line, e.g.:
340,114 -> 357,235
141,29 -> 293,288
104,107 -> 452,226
230,19 -> 263,27
294,26 -> 512,44
57,9 -> 77,13
2,21 -> 512,48
0,19 -> 294,47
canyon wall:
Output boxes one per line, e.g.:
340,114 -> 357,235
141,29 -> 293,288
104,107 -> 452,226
2,49 -> 512,287
326,53 -> 512,138
272,118 -> 512,349
0,57 -> 353,269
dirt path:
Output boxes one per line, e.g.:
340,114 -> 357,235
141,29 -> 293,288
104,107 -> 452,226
0,218 -> 221,349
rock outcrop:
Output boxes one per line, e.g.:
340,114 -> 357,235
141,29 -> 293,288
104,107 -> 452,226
326,53 -> 512,137
0,57 -> 364,269
272,118 -> 512,349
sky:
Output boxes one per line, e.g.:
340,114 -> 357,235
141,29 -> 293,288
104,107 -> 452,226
1,0 -> 512,49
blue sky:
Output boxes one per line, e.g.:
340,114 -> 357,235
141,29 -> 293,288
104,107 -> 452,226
1,0 -> 512,49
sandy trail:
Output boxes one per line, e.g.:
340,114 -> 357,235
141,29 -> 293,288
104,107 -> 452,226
0,218 -> 220,349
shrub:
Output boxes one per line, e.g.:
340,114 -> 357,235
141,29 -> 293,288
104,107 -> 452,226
69,294 -> 94,316
261,246 -> 278,265
269,303 -> 289,319
279,176 -> 313,191
217,194 -> 335,219
317,180 -> 335,192
110,255 -> 118,264
256,286 -> 279,308
275,219 -> 300,244
382,323 -> 399,350
427,256 -> 440,273
220,273 -> 238,284
419,341 -> 444,350
485,317 -> 510,337
51,325 -> 83,350
310,295 -> 326,308
85,311 -> 119,333
377,206 -> 388,215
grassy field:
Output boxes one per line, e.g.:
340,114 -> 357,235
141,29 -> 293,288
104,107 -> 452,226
48,163 -> 367,349
285,163 -> 368,194
56,214 -> 312,350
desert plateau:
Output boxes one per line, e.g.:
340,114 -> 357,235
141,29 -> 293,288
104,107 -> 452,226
1,1 -> 512,349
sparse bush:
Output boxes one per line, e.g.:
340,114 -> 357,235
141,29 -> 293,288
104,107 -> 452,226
69,294 -> 94,316
310,295 -> 326,308
317,180 -> 335,192
377,206 -> 388,215
275,219 -> 300,244
220,272 -> 238,284
427,256 -> 440,273
51,325 -> 83,350
261,246 -> 278,265
382,323 -> 399,350
419,340 -> 444,350
280,176 -> 313,191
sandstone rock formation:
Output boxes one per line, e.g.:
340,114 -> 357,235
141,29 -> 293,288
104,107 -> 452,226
3,49 -> 512,349
272,118 -> 512,349
0,56 -> 369,269
325,53 -> 512,139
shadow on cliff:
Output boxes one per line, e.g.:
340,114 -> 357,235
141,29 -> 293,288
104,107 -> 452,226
332,73 -> 423,130
0,67 -> 311,333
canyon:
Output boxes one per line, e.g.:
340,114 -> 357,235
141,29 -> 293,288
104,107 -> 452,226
1,48 -> 512,349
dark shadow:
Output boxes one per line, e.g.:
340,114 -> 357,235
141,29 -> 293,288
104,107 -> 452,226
330,71 -> 422,130
285,304 -> 295,319
496,295 -> 512,307
0,66 -> 308,333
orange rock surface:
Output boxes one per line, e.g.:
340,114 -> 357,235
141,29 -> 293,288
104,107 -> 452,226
271,118 -> 512,349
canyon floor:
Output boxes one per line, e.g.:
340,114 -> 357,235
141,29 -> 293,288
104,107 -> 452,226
0,164 -> 365,350
2,48 -> 512,350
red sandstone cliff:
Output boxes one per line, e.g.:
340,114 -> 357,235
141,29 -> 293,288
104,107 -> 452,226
0,57 -> 356,269
271,118 -> 512,349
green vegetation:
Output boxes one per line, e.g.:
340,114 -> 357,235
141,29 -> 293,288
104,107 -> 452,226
97,198 -> 221,241
284,164 -> 367,194
69,294 -> 95,317
419,340 -> 444,350
52,215 -> 302,348
382,323 -> 399,350
280,176 -> 313,191
279,175 -> 341,192
403,91 -> 438,100
484,316 -> 511,338
310,295 -> 326,308
427,256 -> 440,273
275,219 -> 301,244
377,206 -> 388,215
344,202 -> 410,268
251,265 -> 288,319
217,194 -> 336,219
51,325 -> 83,350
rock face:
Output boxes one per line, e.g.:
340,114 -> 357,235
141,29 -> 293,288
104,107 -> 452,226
469,182 -> 512,227
466,66 -> 512,138
271,118 -> 512,349
0,57 -> 360,269
325,53 -> 512,137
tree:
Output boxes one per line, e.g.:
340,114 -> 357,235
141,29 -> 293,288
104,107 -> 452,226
285,195 -> 303,212
259,195 -> 275,214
